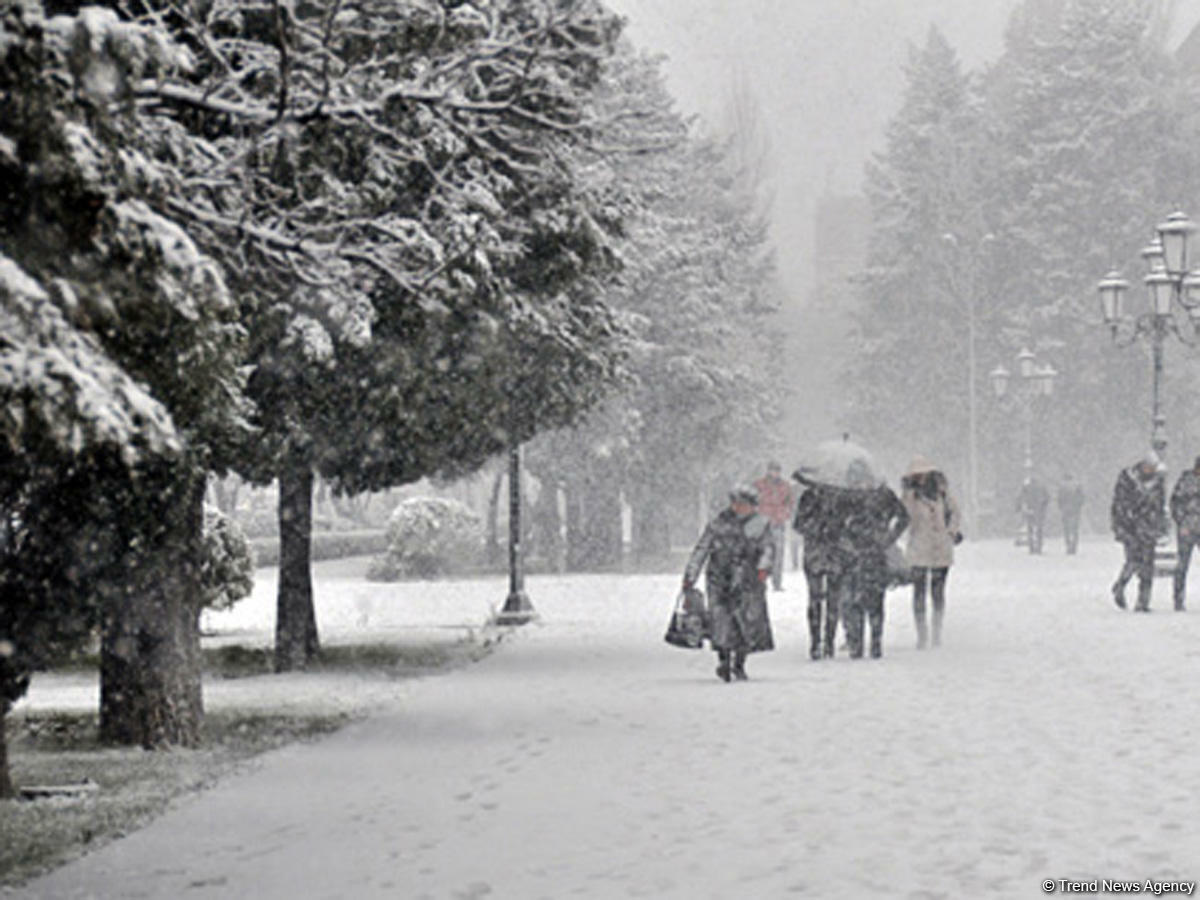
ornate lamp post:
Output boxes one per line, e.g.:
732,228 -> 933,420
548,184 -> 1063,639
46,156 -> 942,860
1098,210 -> 1200,459
989,348 -> 1059,475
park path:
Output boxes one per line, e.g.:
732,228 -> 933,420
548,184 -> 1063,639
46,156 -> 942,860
12,539 -> 1200,899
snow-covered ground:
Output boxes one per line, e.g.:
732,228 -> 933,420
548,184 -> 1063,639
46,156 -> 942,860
13,537 -> 1200,899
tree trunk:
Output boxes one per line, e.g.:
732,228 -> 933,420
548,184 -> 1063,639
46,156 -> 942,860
531,483 -> 563,573
632,496 -> 671,560
99,470 -> 205,748
0,702 -> 13,800
564,485 -> 585,572
569,476 -> 623,571
275,452 -> 319,672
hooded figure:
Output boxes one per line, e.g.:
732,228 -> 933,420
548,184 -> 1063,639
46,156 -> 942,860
1110,451 -> 1167,612
836,463 -> 909,659
900,456 -> 962,648
683,484 -> 776,681
792,478 -> 851,659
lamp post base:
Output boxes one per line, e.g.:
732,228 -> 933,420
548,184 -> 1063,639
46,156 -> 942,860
495,590 -> 537,626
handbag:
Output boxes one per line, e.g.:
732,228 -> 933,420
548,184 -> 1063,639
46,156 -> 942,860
885,543 -> 912,588
664,586 -> 710,649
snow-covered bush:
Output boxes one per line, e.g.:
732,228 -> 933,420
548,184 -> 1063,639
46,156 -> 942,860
367,498 -> 482,581
200,506 -> 254,611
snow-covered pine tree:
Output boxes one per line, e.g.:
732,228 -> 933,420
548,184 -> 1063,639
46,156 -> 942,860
848,26 -> 993,497
0,1 -> 247,751
122,0 -> 638,667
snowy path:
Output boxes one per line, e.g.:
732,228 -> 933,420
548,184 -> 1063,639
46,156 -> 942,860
13,538 -> 1200,899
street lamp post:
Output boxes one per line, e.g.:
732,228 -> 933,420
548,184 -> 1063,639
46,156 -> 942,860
1098,210 -> 1200,460
495,437 -> 536,625
989,348 -> 1059,476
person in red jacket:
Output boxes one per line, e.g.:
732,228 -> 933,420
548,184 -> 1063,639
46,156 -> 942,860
754,460 -> 795,591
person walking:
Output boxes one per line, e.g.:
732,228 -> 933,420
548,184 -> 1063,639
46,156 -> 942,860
1110,452 -> 1167,612
1016,475 -> 1050,554
1057,474 -> 1085,555
838,460 -> 909,659
683,485 -> 775,681
1169,456 -> 1200,612
754,460 -> 795,591
900,457 -> 962,649
793,476 -> 850,660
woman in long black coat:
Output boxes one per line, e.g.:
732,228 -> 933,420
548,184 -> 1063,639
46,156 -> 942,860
683,485 -> 775,681
837,462 -> 909,659
793,479 -> 852,660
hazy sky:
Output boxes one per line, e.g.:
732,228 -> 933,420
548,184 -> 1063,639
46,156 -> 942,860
604,0 -> 1200,300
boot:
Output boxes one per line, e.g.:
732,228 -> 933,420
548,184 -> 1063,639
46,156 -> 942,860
1112,584 -> 1127,610
823,613 -> 837,659
931,612 -> 943,647
1135,581 -> 1152,612
867,609 -> 883,658
715,650 -> 731,682
732,651 -> 748,681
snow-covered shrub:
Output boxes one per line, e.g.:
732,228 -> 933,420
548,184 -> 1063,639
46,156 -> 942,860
367,498 -> 482,581
200,506 -> 254,610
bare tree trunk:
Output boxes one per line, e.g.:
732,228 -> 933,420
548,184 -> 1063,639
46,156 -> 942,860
99,470 -> 205,748
0,702 -> 13,799
275,450 -> 319,672
632,495 -> 671,560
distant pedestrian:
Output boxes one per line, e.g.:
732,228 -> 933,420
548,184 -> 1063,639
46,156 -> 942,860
1110,452 -> 1167,612
1057,474 -> 1085,555
838,460 -> 909,659
1016,475 -> 1050,554
683,484 -> 775,681
754,460 -> 795,591
900,457 -> 961,649
793,477 -> 849,660
1169,456 -> 1200,612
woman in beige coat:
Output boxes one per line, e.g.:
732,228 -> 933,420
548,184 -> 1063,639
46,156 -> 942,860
900,457 -> 962,648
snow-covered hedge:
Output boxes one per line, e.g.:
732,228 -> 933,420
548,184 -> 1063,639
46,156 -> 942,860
200,506 -> 254,610
367,498 -> 483,581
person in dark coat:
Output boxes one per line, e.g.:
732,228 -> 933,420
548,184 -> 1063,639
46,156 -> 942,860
838,461 -> 909,659
1016,475 -> 1050,554
1169,456 -> 1200,611
683,484 -> 775,681
792,478 -> 850,660
1057,474 -> 1085,555
1110,452 -> 1167,612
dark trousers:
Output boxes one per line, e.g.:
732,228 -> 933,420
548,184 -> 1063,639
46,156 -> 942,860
911,566 -> 949,647
1062,513 -> 1081,554
1173,532 -> 1200,609
843,571 -> 885,658
1114,539 -> 1155,610
1024,514 -> 1045,554
804,569 -> 843,657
